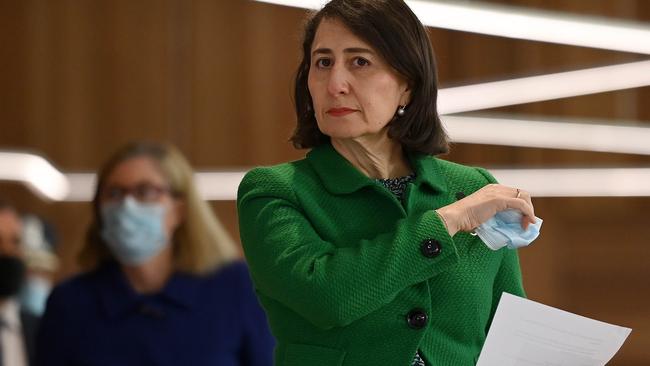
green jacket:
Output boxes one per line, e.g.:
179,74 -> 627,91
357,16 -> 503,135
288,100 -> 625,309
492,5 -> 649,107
237,143 -> 525,366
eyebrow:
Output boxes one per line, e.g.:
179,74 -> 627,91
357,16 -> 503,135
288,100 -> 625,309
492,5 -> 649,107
312,47 -> 375,56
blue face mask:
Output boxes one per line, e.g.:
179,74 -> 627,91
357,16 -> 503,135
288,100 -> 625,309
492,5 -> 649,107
19,276 -> 52,316
100,197 -> 168,265
475,209 -> 543,251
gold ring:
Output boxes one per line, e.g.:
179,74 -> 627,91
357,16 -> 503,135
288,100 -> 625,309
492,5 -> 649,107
516,188 -> 521,198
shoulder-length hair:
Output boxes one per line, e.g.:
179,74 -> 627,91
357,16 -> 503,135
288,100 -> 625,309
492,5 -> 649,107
291,0 -> 449,155
78,142 -> 239,274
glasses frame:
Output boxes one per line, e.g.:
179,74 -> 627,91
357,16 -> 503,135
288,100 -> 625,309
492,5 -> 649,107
100,182 -> 178,204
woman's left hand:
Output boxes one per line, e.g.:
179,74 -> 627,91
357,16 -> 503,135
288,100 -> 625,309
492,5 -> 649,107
435,184 -> 535,237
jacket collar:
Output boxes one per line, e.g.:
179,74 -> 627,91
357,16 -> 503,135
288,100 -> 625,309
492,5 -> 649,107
306,143 -> 447,195
99,262 -> 201,320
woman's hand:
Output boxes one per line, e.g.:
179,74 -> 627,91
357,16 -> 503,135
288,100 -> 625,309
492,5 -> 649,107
435,184 -> 535,237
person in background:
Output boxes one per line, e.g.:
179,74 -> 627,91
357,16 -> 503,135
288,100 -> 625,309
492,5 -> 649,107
237,1 -> 534,365
36,142 -> 274,366
19,215 -> 60,317
0,200 -> 39,366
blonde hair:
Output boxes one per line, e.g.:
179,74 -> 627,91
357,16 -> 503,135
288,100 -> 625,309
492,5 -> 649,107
79,142 -> 239,274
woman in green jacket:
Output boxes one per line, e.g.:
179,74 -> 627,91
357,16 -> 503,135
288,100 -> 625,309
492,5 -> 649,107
237,1 -> 536,365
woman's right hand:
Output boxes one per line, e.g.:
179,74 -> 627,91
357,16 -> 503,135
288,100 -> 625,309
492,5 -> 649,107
435,184 -> 536,237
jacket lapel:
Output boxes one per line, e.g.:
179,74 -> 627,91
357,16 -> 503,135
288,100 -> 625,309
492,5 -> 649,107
407,151 -> 448,195
307,143 -> 450,193
306,143 -> 377,195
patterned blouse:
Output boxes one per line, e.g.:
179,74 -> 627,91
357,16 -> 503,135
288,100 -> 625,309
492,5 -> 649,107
375,174 -> 426,366
375,173 -> 416,202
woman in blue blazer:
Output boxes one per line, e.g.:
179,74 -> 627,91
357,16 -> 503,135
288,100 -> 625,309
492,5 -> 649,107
36,142 -> 274,366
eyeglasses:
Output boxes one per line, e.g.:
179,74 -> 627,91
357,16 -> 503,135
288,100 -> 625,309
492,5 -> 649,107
100,183 -> 176,203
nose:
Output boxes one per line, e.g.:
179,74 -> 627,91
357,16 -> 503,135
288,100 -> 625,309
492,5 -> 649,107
327,65 -> 350,96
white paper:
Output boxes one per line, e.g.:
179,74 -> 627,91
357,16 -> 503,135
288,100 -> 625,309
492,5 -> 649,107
476,292 -> 631,366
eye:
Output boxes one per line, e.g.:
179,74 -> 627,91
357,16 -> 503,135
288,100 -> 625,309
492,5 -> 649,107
103,186 -> 125,202
135,184 -> 164,202
352,57 -> 370,67
315,58 -> 332,68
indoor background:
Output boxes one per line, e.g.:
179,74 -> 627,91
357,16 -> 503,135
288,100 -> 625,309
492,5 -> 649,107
0,0 -> 648,364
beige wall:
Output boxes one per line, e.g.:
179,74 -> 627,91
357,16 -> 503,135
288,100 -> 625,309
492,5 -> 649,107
0,0 -> 648,363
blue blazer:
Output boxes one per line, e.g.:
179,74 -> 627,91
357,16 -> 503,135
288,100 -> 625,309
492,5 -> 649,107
35,261 -> 274,366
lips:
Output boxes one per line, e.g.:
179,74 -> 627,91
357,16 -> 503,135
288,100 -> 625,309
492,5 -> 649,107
326,107 -> 356,117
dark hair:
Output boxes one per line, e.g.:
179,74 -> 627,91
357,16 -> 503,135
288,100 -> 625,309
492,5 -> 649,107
291,0 -> 449,155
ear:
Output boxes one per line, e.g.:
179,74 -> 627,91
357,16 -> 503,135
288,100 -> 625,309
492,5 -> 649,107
400,83 -> 412,106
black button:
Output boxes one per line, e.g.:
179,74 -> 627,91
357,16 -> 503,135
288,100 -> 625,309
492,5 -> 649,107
455,191 -> 466,200
420,239 -> 441,258
406,308 -> 428,329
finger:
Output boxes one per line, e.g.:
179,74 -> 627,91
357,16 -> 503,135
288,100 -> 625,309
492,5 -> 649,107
504,198 -> 535,228
516,190 -> 535,218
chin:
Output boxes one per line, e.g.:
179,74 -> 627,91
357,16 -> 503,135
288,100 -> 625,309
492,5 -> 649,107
317,119 -> 367,140
320,127 -> 366,141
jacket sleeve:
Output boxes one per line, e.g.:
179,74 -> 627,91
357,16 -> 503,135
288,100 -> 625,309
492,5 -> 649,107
237,167 -> 460,330
475,167 -> 526,332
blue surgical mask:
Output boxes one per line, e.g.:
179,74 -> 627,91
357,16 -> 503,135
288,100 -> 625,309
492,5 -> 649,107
100,197 -> 168,265
475,209 -> 543,251
19,276 -> 52,316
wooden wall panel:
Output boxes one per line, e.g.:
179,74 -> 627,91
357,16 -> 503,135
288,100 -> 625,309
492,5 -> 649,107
0,0 -> 648,363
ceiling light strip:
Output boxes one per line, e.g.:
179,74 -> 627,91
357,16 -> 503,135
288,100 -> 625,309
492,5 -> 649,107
438,60 -> 650,114
64,171 -> 248,202
62,168 -> 650,200
0,152 -> 69,201
408,0 -> 650,54
252,0 -> 650,54
443,115 -> 650,155
490,168 -> 650,197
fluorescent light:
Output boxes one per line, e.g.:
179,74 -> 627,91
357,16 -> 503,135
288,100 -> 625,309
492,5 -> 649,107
252,0 -> 323,10
407,0 -> 650,55
63,168 -> 650,199
252,0 -> 650,54
6,168 -> 650,200
194,171 -> 247,201
490,168 -> 650,197
62,171 -> 247,202
4,153 -> 649,199
438,60 -> 650,114
443,115 -> 650,155
0,152 -> 69,201
65,173 -> 97,202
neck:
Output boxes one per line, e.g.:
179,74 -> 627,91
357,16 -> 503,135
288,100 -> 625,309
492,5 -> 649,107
331,132 -> 412,179
121,245 -> 174,294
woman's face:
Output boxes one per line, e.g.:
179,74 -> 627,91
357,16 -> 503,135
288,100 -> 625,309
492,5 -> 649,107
100,156 -> 183,242
308,18 -> 410,142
